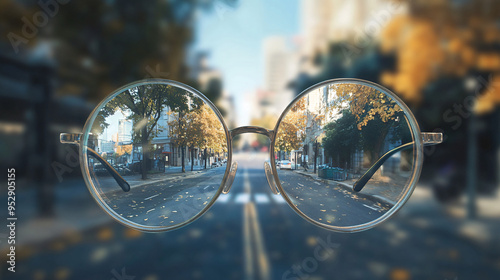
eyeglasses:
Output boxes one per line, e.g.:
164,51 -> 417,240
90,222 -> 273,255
60,78 -> 442,233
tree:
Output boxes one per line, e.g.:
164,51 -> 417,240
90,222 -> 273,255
179,104 -> 227,171
380,2 -> 500,111
167,89 -> 204,172
0,0 -> 237,102
322,110 -> 361,168
275,98 -> 307,153
96,84 -> 170,179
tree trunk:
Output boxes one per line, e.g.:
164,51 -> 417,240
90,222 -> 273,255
181,146 -> 186,172
204,148 -> 207,169
191,146 -> 194,171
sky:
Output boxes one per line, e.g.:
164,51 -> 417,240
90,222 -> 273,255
193,0 -> 299,126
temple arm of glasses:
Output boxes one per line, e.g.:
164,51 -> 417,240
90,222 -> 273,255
60,133 -> 131,192
353,132 -> 443,193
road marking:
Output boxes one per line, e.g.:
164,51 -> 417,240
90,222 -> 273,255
244,169 -> 251,193
314,181 -> 321,185
216,194 -> 231,203
235,193 -> 251,203
204,185 -> 211,190
298,183 -> 304,187
244,202 -> 271,280
144,194 -> 160,200
146,208 -> 155,213
271,194 -> 287,204
243,202 -> 254,280
363,204 -> 379,211
254,193 -> 270,204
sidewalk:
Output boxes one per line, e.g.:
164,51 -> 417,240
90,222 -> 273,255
293,169 -> 399,206
1,166 -> 218,252
293,168 -> 500,250
1,178 -> 111,252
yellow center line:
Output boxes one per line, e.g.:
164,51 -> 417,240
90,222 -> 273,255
243,168 -> 271,280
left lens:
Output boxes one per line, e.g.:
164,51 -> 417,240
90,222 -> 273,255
82,81 -> 229,231
273,80 -> 421,231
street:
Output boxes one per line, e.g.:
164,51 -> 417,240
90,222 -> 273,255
2,152 -> 500,280
277,169 -> 391,228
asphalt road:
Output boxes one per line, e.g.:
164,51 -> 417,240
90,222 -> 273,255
276,169 -> 391,228
99,167 -> 227,227
4,152 -> 500,280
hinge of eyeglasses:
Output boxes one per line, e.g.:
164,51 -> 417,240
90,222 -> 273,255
421,132 -> 443,146
60,133 -> 83,145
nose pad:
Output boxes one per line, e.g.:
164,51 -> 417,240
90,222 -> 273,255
264,161 -> 280,195
222,161 -> 238,194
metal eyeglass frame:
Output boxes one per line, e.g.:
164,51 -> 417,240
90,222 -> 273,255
60,78 -> 442,233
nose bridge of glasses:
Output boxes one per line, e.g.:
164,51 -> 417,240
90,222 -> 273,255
230,126 -> 274,139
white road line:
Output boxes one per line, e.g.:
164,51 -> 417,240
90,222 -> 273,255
254,193 -> 270,204
271,195 -> 286,204
216,194 -> 231,203
204,185 -> 211,190
235,193 -> 251,204
314,181 -> 321,185
144,194 -> 160,200
363,204 -> 379,211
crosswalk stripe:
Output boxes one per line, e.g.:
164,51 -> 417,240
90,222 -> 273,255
271,195 -> 286,204
216,194 -> 231,203
235,193 -> 251,203
216,192 -> 289,204
254,194 -> 270,204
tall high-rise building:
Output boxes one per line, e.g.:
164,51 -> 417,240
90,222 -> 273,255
261,36 -> 298,116
118,119 -> 133,144
299,0 -> 405,74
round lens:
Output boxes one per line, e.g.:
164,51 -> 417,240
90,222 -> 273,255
82,81 -> 229,231
273,80 -> 420,231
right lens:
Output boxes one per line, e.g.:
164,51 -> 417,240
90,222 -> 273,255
274,80 -> 418,231
82,81 -> 229,231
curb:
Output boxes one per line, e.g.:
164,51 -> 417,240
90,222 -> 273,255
292,170 -> 396,206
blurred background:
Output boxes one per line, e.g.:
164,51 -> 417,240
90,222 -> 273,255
1,0 -> 500,279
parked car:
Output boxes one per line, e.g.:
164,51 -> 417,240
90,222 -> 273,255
280,160 -> 292,170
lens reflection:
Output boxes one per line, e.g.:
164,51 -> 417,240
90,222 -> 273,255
275,82 -> 414,228
85,82 -> 228,229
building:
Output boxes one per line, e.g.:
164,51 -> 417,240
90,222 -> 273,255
298,0 -> 405,75
262,36 -> 298,116
118,119 -> 133,144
